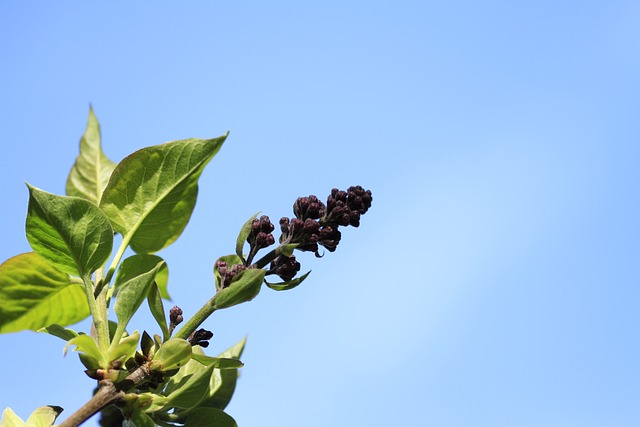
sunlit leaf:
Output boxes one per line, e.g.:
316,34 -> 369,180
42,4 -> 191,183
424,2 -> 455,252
0,407 -> 25,427
64,334 -> 105,367
0,253 -> 89,334
26,185 -> 113,276
114,255 -> 165,334
25,406 -> 63,427
109,331 -> 140,364
38,324 -> 79,341
66,106 -> 116,205
100,135 -> 227,253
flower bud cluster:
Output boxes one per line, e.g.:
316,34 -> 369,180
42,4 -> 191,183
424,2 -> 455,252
269,254 -> 301,281
279,186 -> 372,255
247,215 -> 276,250
267,186 -> 372,281
215,260 -> 247,289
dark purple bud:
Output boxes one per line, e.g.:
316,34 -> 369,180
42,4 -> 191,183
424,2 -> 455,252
169,306 -> 184,326
319,225 -> 341,252
269,254 -> 301,281
347,186 -> 373,214
189,328 -> 214,347
280,217 -> 290,233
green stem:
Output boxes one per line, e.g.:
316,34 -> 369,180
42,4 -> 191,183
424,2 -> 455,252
104,233 -> 132,285
173,295 -> 217,340
82,275 -> 110,354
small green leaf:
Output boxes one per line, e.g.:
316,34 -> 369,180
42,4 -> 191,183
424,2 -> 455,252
150,338 -> 192,372
127,392 -> 168,414
213,269 -> 265,310
65,334 -> 105,367
147,283 -> 169,341
278,243 -> 298,257
38,324 -> 79,341
265,270 -> 311,291
109,331 -> 140,364
66,106 -> 116,205
154,263 -> 170,300
114,255 -> 166,334
100,135 -> 227,254
25,406 -> 63,427
26,184 -> 113,276
200,337 -> 246,410
235,212 -> 259,261
183,408 -> 237,427
0,253 -> 89,334
190,354 -> 244,369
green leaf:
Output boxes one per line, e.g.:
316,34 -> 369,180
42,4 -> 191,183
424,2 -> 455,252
147,283 -> 169,341
150,338 -> 192,372
38,324 -> 79,341
0,253 -> 89,334
126,392 -> 168,414
25,406 -> 63,427
183,408 -> 237,427
190,354 -> 244,369
66,106 -> 116,205
0,408 -> 25,427
201,337 -> 246,410
162,363 -> 216,410
109,331 -> 140,364
278,243 -> 298,257
114,255 -> 166,334
162,350 -> 203,396
235,212 -> 259,261
265,270 -> 311,291
154,263 -> 170,300
26,184 -> 113,276
100,135 -> 227,253
65,334 -> 105,367
213,268 -> 265,310
123,410 -> 155,427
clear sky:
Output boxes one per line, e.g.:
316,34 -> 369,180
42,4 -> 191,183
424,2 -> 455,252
1,2 -> 639,426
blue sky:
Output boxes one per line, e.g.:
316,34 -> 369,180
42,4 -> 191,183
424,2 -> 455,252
1,2 -> 639,426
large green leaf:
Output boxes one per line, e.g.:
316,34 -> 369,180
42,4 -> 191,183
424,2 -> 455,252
183,408 -> 237,427
200,337 -> 246,410
26,185 -> 114,277
66,106 -> 116,205
113,255 -> 166,334
0,253 -> 89,334
100,135 -> 227,253
162,363 -> 217,410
